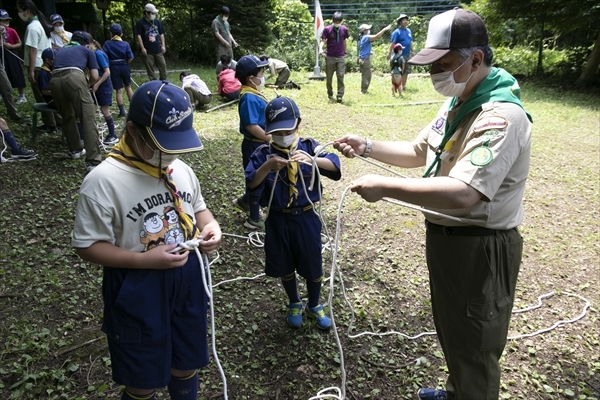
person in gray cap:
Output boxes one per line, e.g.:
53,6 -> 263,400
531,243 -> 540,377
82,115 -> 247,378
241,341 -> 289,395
134,3 -> 167,81
387,14 -> 414,90
335,8 -> 533,400
49,14 -> 72,49
357,23 -> 391,94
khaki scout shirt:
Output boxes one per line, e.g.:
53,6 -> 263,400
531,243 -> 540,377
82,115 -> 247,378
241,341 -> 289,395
413,100 -> 532,229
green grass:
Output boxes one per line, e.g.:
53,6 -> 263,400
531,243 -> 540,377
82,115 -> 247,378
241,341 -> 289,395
0,65 -> 598,399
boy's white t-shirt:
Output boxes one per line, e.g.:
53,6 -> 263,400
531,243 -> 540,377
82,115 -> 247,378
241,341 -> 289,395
72,158 -> 206,253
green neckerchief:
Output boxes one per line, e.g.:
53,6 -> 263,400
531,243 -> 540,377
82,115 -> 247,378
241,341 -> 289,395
26,15 -> 39,25
216,15 -> 230,36
63,41 -> 81,48
423,67 -> 533,178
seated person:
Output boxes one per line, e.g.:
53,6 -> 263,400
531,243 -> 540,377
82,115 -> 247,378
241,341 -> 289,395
0,117 -> 36,161
38,47 -> 56,109
258,55 -> 298,89
217,66 -> 241,101
216,53 -> 237,76
180,71 -> 212,109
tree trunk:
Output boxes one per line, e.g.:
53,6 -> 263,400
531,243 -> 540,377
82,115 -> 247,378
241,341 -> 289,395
536,20 -> 544,76
576,30 -> 600,85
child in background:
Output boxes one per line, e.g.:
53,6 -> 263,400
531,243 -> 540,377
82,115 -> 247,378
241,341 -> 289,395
245,97 -> 341,329
180,71 -> 212,110
217,64 -> 240,101
215,53 -> 236,76
72,80 -> 221,400
103,23 -> 134,118
0,10 -> 27,104
49,14 -> 72,49
231,55 -> 270,230
38,47 -> 55,108
90,39 -> 117,145
390,43 -> 405,97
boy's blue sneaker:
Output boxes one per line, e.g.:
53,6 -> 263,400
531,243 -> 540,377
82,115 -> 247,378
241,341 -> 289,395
417,388 -> 447,400
286,302 -> 303,328
306,304 -> 331,330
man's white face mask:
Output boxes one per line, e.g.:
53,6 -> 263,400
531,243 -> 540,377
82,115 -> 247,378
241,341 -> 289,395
430,56 -> 474,98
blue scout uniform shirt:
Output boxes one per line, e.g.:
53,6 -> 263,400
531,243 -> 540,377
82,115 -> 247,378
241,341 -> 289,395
390,27 -> 412,58
103,40 -> 134,64
245,137 -> 342,209
358,35 -> 372,59
134,17 -> 165,55
37,67 -> 54,106
238,93 -> 267,139
94,49 -> 110,76
53,45 -> 99,71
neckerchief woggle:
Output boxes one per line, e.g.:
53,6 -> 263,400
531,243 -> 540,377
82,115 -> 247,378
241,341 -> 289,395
423,68 -> 533,178
271,133 -> 300,207
108,139 -> 199,241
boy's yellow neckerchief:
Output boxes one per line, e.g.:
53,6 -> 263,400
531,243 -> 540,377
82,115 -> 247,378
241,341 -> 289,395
108,138 -> 198,241
271,133 -> 300,207
111,35 -> 123,41
239,84 -> 268,103
55,30 -> 70,45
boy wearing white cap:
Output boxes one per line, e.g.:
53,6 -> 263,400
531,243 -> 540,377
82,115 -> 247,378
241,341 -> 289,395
135,3 -> 167,81
335,8 -> 533,400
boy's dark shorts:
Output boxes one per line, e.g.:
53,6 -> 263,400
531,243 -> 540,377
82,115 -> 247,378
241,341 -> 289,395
101,252 -> 209,389
93,79 -> 114,107
265,209 -> 323,280
109,64 -> 132,90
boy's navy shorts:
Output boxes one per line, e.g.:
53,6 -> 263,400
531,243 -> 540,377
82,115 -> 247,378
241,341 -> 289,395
93,79 -> 113,107
110,64 -> 131,90
101,252 -> 209,389
264,209 -> 323,280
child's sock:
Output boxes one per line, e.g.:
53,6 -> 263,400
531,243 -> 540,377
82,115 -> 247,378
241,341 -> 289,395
281,273 -> 301,303
306,276 -> 323,308
249,194 -> 260,221
121,389 -> 156,400
105,116 -> 116,137
167,371 -> 198,400
118,104 -> 126,115
0,130 -> 20,152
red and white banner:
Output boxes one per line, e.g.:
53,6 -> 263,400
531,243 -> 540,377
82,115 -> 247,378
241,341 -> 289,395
314,0 -> 324,41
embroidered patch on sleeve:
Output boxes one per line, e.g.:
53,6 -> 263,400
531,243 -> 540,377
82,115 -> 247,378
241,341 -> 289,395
471,146 -> 493,166
473,117 -> 508,133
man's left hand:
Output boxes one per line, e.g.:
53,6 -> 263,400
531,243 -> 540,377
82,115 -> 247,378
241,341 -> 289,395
161,45 -> 166,54
351,174 -> 387,203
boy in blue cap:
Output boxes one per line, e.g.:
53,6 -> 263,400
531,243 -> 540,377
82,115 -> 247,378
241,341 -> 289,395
38,47 -> 56,108
231,54 -> 270,229
103,23 -> 134,118
72,80 -> 222,400
245,96 -> 341,329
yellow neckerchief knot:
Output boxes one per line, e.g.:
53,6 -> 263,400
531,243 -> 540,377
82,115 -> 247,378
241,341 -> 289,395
271,133 -> 300,207
111,35 -> 123,41
55,30 -> 70,45
41,65 -> 52,73
239,84 -> 269,103
108,138 -> 199,241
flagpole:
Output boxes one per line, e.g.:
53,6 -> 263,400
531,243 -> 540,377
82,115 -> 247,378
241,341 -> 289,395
310,0 -> 325,80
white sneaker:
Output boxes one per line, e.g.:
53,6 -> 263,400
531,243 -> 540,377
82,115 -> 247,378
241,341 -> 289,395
70,149 -> 87,159
15,96 -> 27,105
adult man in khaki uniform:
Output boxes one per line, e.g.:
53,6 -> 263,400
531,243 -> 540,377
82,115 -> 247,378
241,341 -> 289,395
334,9 -> 532,400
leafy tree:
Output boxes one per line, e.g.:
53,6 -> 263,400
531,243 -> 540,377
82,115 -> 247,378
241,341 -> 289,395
468,0 -> 600,83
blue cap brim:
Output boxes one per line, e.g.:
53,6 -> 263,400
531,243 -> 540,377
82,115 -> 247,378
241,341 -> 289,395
147,126 -> 204,154
265,119 -> 298,134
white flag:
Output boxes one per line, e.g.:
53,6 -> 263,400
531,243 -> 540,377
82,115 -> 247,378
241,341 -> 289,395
314,0 -> 324,41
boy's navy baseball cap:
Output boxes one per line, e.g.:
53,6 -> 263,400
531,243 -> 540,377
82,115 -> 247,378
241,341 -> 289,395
128,81 -> 203,154
72,31 -> 92,44
109,23 -> 123,35
0,10 -> 12,20
264,97 -> 301,134
50,14 -> 64,24
410,8 -> 488,65
41,48 -> 54,60
235,55 -> 268,82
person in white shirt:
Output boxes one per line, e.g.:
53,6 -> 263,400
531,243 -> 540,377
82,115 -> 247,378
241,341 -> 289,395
179,71 -> 212,110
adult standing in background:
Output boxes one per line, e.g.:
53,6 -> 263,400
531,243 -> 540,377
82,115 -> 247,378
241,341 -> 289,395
357,23 -> 391,94
17,0 -> 55,127
319,11 -> 349,103
387,14 -> 414,91
49,14 -> 72,49
135,3 -> 166,81
212,6 -> 238,63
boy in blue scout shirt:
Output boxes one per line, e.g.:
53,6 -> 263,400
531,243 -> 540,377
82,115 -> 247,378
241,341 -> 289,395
231,55 -> 271,230
90,38 -> 117,145
38,47 -> 56,108
245,97 -> 341,329
103,23 -> 134,118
